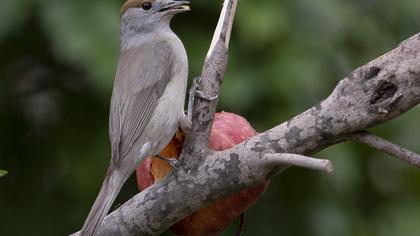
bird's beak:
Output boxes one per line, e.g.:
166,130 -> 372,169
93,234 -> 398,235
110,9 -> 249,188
159,0 -> 190,14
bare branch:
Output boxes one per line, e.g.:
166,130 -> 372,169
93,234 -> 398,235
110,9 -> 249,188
264,154 -> 333,173
181,0 -> 237,168
350,131 -> 420,168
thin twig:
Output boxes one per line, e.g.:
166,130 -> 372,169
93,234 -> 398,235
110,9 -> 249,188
264,154 -> 334,173
351,131 -> 420,168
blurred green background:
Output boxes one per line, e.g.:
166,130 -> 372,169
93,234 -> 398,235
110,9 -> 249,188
1,0 -> 420,235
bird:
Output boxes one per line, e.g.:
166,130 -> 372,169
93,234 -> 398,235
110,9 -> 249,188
79,0 -> 190,235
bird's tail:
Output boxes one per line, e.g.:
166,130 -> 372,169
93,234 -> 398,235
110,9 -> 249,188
80,167 -> 126,236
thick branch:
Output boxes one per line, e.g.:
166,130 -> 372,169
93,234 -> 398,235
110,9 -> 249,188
351,131 -> 420,167
94,20 -> 420,236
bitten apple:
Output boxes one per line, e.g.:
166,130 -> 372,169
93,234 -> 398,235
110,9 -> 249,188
136,112 -> 269,236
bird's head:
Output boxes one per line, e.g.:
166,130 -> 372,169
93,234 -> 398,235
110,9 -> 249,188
120,0 -> 190,32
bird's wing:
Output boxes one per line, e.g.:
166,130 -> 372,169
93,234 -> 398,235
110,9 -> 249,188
109,42 -> 174,162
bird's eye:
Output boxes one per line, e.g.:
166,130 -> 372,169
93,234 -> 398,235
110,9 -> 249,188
142,2 -> 152,11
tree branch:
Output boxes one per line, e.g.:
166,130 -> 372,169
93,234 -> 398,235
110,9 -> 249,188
182,0 -> 237,163
264,154 -> 333,173
90,5 -> 420,236
350,131 -> 420,167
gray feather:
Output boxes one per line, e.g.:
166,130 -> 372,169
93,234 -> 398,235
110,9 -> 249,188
110,41 -> 174,162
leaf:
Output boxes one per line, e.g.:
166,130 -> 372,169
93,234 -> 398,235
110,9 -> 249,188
0,170 -> 8,178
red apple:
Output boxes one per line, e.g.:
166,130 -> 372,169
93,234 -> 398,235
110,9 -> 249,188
136,112 -> 269,236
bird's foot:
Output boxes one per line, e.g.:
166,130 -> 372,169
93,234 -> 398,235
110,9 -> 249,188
154,155 -> 179,170
191,76 -> 218,100
187,76 -> 218,119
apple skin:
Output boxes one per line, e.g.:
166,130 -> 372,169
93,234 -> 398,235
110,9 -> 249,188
136,112 -> 269,236
136,158 -> 154,191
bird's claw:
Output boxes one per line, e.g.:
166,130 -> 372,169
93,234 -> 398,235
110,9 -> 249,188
154,155 -> 179,170
190,76 -> 218,100
187,76 -> 218,120
194,90 -> 219,101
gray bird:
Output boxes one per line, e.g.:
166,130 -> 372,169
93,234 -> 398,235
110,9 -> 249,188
80,0 -> 190,235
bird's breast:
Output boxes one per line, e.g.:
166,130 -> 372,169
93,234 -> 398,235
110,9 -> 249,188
144,69 -> 188,153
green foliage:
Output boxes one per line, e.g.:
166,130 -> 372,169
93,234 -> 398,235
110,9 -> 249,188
0,0 -> 419,235
0,170 -> 7,178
